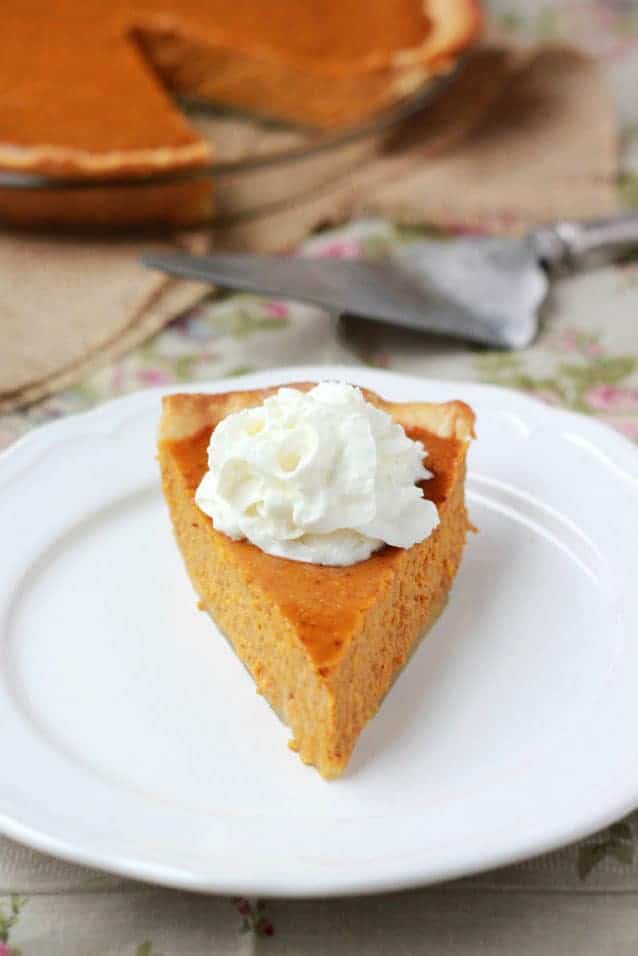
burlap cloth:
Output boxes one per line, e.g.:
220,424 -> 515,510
0,44 -> 618,413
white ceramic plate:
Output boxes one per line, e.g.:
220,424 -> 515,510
1,366 -> 637,898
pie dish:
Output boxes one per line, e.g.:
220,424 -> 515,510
0,0 -> 480,227
157,383 -> 475,777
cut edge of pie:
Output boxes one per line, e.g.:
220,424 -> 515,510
133,0 -> 482,130
157,383 -> 475,779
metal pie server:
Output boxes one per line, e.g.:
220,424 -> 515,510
141,214 -> 638,349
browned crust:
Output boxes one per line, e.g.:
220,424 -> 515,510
159,382 -> 476,444
392,0 -> 482,73
0,141 -> 211,178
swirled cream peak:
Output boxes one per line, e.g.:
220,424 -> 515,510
194,383 -> 439,566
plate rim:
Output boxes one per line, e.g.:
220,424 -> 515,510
4,365 -> 638,473
1,364 -> 638,898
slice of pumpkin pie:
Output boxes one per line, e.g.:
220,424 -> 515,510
158,382 -> 474,778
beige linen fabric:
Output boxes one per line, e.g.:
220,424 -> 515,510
0,45 -> 617,412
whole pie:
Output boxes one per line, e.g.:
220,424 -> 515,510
0,0 -> 480,227
158,384 -> 475,778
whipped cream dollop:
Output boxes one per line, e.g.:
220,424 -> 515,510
195,382 -> 439,566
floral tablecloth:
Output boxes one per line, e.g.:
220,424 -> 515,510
2,2 -> 638,954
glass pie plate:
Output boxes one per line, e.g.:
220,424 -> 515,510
0,64 -> 463,231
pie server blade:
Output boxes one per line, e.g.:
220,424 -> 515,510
142,214 -> 638,349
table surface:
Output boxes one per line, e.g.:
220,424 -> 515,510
2,2 -> 638,953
